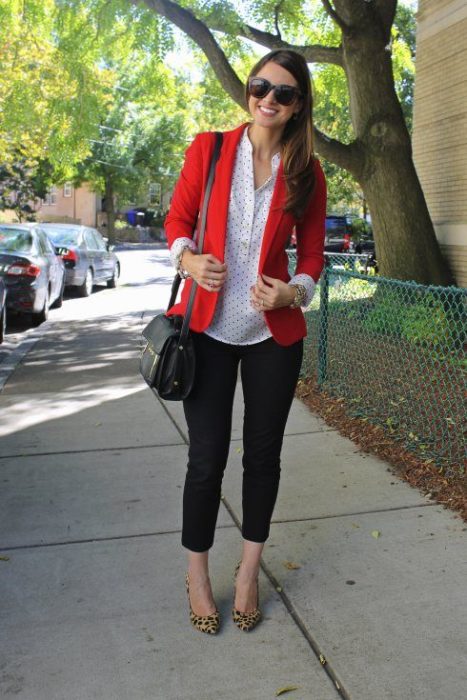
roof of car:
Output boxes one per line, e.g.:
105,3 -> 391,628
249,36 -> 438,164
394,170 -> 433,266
40,223 -> 85,230
0,222 -> 39,229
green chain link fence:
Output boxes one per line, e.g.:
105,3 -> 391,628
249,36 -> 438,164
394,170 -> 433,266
288,251 -> 467,475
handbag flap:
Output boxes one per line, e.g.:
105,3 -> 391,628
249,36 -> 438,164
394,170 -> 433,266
142,314 -> 182,354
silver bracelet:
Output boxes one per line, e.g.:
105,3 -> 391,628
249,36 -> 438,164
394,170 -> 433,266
175,244 -> 193,279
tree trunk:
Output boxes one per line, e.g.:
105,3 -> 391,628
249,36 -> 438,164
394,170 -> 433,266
104,178 -> 116,244
340,23 -> 454,284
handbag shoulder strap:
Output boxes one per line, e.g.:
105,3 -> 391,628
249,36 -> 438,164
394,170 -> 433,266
167,131 -> 223,313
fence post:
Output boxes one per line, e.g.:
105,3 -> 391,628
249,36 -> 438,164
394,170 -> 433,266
317,265 -> 330,386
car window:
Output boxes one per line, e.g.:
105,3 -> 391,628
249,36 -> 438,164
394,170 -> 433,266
36,232 -> 50,256
43,234 -> 58,256
0,228 -> 34,253
89,229 -> 106,251
43,227 -> 80,246
84,229 -> 97,250
37,230 -> 58,256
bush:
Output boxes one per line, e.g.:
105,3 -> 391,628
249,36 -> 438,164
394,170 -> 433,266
363,289 -> 459,349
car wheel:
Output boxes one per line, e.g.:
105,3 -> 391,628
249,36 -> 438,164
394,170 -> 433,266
32,290 -> 49,327
0,306 -> 5,344
107,263 -> 120,288
78,268 -> 93,297
51,278 -> 65,309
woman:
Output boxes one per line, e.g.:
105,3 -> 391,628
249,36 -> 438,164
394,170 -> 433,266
164,49 -> 326,634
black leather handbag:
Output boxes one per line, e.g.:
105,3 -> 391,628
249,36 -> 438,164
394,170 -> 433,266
139,132 -> 222,401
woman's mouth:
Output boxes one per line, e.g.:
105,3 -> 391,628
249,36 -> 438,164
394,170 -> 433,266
258,105 -> 277,116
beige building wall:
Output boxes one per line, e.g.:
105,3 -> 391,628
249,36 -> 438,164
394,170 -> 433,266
412,0 -> 467,287
35,183 -> 101,227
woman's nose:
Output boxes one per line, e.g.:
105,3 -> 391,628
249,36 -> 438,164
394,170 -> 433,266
262,89 -> 277,104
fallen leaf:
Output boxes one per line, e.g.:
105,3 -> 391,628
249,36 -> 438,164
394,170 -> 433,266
283,561 -> 301,570
371,530 -> 381,539
319,654 -> 326,665
351,522 -> 360,528
276,686 -> 299,696
0,555 -> 10,561
95,422 -> 102,427
235,447 -> 242,454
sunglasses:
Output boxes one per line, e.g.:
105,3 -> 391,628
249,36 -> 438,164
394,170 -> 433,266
248,77 -> 302,106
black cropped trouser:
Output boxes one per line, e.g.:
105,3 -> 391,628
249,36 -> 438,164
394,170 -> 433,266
182,332 -> 303,552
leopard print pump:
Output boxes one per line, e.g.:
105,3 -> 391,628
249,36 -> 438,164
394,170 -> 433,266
185,574 -> 220,635
232,561 -> 262,632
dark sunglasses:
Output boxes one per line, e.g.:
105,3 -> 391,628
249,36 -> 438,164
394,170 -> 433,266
248,77 -> 302,106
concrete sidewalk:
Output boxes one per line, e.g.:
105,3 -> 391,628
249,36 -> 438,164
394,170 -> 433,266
0,293 -> 466,699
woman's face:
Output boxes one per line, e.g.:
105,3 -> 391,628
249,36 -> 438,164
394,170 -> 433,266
248,61 -> 302,132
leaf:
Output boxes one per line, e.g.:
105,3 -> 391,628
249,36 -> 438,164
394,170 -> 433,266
235,447 -> 242,453
283,561 -> 301,570
351,522 -> 360,528
0,555 -> 10,561
371,530 -> 381,539
276,686 -> 299,696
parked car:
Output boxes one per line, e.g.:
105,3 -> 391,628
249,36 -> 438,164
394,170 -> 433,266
324,215 -> 354,252
0,224 -> 65,325
288,215 -> 354,251
41,224 -> 120,297
0,278 -> 6,343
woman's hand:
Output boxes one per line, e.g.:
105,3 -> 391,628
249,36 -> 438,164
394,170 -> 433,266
250,274 -> 296,311
181,249 -> 227,292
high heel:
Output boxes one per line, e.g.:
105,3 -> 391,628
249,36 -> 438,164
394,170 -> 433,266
232,561 -> 262,632
185,574 -> 220,635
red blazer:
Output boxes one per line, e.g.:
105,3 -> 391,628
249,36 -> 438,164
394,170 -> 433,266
164,122 -> 327,346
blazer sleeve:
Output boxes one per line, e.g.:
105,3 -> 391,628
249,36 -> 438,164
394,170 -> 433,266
164,133 -> 205,247
294,159 -> 327,283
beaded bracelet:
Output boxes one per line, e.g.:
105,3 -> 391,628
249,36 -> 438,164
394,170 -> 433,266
289,283 -> 307,309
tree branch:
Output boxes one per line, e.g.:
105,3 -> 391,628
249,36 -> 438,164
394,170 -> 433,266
313,130 -> 364,180
191,14 -> 343,67
230,24 -> 343,66
274,3 -> 282,40
321,0 -> 351,33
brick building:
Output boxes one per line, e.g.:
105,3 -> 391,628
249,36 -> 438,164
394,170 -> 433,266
412,0 -> 467,287
34,182 -> 102,227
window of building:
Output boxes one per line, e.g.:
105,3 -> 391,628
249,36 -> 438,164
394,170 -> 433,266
43,186 -> 57,206
63,182 -> 72,197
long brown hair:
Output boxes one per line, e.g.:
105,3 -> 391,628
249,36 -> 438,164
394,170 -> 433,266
246,50 -> 315,220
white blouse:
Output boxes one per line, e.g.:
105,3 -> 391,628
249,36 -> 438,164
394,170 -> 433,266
170,128 -> 315,345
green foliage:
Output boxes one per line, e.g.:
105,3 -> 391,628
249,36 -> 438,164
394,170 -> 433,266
363,289 -> 460,350
350,218 -> 372,241
0,0 -> 178,182
0,158 -> 53,221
